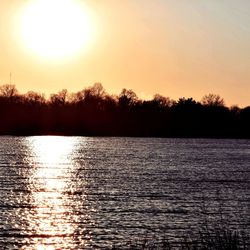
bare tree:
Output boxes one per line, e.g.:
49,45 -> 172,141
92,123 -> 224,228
201,94 -> 225,107
118,88 -> 138,107
153,94 -> 172,107
70,83 -> 106,104
50,89 -> 68,105
0,84 -> 18,98
25,91 -> 46,104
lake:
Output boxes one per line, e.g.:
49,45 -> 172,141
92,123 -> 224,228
0,137 -> 249,249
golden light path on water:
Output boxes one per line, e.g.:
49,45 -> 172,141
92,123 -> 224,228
25,136 -> 88,250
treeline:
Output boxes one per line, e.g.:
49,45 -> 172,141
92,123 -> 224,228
0,83 -> 249,138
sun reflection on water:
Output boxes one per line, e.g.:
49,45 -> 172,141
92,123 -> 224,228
26,136 -> 81,249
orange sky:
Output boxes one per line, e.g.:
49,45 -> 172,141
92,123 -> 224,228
0,0 -> 249,107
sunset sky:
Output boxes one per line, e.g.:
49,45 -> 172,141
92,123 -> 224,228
0,0 -> 249,107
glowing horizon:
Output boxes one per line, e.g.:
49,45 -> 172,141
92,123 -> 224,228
0,0 -> 249,107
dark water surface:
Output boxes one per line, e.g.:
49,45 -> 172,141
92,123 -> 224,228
0,137 -> 249,249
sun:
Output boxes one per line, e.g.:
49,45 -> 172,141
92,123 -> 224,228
19,0 -> 92,60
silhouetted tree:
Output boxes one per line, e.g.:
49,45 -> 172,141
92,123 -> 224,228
0,84 -> 18,98
201,94 -> 225,107
70,83 -> 106,105
118,89 -> 138,108
152,94 -> 173,108
24,91 -> 46,105
50,89 -> 68,106
0,84 -> 249,138
176,97 -> 197,107
230,105 -> 241,115
87,82 -> 105,98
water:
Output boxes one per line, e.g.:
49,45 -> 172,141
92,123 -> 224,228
0,137 -> 249,249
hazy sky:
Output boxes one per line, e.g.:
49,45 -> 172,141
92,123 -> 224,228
0,0 -> 249,106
